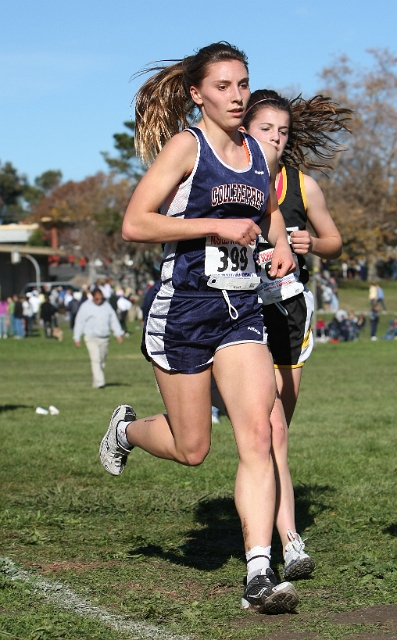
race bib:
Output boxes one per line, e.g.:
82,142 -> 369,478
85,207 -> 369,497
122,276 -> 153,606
205,235 -> 257,277
256,246 -> 304,305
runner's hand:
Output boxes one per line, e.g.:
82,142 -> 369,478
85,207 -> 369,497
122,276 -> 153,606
215,219 -> 261,246
268,243 -> 296,279
290,230 -> 313,255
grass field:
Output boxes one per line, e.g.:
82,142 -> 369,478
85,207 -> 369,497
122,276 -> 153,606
1,289 -> 397,640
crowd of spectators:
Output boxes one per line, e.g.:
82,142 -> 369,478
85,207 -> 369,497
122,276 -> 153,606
0,277 -> 155,340
1,270 -> 395,347
314,277 -> 393,343
316,310 -> 367,343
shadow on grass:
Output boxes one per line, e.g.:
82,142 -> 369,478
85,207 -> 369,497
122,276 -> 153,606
128,484 -> 333,572
0,404 -> 33,413
103,382 -> 131,387
129,496 -> 243,570
383,523 -> 397,536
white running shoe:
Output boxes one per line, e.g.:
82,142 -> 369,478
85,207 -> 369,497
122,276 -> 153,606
99,404 -> 136,476
283,530 -> 315,580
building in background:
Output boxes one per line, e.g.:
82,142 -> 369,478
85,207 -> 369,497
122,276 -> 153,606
0,224 -> 65,298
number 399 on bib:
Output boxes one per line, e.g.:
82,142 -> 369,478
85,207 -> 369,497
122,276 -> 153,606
205,235 -> 257,277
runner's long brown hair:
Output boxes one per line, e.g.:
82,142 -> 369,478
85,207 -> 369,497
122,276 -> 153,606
133,42 -> 248,165
243,89 -> 353,172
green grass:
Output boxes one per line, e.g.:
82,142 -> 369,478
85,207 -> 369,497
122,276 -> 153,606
1,312 -> 397,639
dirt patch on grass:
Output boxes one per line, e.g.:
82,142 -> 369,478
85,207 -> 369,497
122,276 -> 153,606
331,604 -> 397,639
330,604 -> 397,626
252,632 -> 320,640
232,604 -> 397,640
344,635 -> 397,640
231,610 -> 321,639
26,560 -> 120,573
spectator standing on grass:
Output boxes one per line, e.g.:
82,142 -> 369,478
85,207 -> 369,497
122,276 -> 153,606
117,292 -> 132,336
369,304 -> 380,341
67,294 -> 80,330
7,296 -> 15,336
57,287 -> 66,309
40,295 -> 57,338
108,289 -> 119,313
321,280 -> 333,311
29,290 -> 41,324
73,287 -> 123,388
376,284 -> 386,311
329,276 -> 339,312
0,297 -> 8,338
49,287 -> 59,309
316,317 -> 327,339
99,278 -> 113,301
22,294 -> 34,337
315,275 -> 323,310
79,256 -> 87,272
13,295 -> 24,339
64,288 -> 74,313
369,283 -> 377,307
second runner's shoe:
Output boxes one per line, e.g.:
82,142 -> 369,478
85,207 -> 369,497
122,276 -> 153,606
283,530 -> 315,580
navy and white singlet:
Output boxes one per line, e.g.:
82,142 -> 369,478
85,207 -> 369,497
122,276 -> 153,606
143,127 -> 271,373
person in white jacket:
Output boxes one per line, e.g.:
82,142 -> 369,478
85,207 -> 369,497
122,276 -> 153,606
73,287 -> 123,388
116,294 -> 132,336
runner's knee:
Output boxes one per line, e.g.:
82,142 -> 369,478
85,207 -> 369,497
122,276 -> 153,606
176,444 -> 210,466
238,421 -> 273,461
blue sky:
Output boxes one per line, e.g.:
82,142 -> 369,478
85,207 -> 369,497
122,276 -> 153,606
1,0 -> 396,184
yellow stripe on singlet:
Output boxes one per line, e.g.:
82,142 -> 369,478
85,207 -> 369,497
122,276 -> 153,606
299,170 -> 308,211
277,165 -> 288,205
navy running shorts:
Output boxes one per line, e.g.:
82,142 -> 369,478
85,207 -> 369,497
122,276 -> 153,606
142,284 -> 267,373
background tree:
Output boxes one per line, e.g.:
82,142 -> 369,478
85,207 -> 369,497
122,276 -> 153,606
28,171 -> 157,287
101,121 -> 144,181
35,170 -> 62,194
0,163 -> 64,224
317,48 -> 397,279
0,161 -> 29,223
23,170 -> 63,209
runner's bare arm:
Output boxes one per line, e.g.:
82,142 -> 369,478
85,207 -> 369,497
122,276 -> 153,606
290,175 -> 342,259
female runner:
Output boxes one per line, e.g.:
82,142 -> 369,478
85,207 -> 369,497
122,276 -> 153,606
99,43 -> 299,614
241,89 -> 349,579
